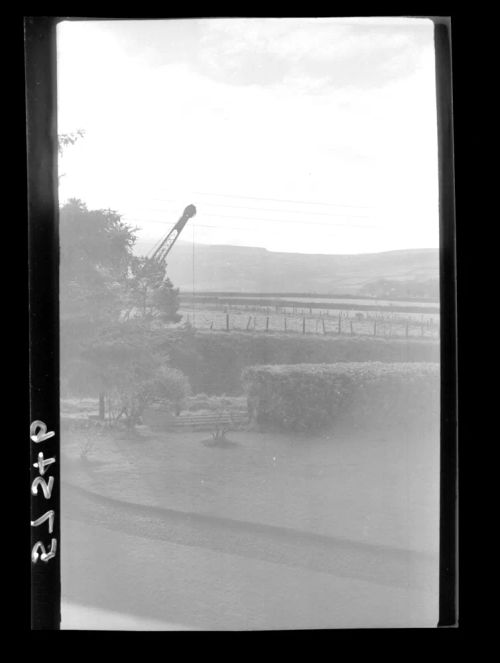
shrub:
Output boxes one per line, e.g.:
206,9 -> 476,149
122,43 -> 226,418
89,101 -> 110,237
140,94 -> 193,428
242,362 -> 439,433
168,330 -> 439,395
151,365 -> 191,413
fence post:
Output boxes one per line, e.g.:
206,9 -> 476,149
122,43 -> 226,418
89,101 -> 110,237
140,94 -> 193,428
226,313 -> 229,331
98,392 -> 105,420
246,316 -> 252,330
302,317 -> 306,334
338,314 -> 342,334
210,320 -> 214,330
350,321 -> 354,336
266,316 -> 269,332
322,318 -> 326,335
284,316 -> 287,332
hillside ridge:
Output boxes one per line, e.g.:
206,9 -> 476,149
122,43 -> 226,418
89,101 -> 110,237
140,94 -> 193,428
133,240 -> 439,295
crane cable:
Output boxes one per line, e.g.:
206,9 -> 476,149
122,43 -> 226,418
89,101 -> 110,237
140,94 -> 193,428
192,214 -> 195,327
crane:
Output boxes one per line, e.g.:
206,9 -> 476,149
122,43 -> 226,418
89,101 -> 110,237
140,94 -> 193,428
124,203 -> 197,321
148,203 -> 197,267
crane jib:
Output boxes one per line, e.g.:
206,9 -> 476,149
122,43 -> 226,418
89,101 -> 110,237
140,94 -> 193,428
156,229 -> 178,262
151,204 -> 196,264
124,204 -> 196,317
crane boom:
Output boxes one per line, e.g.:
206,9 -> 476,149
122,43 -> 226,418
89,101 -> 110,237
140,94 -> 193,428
123,204 -> 196,321
151,203 -> 197,266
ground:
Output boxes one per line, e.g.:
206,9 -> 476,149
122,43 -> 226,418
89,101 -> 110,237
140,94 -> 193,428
60,413 -> 439,630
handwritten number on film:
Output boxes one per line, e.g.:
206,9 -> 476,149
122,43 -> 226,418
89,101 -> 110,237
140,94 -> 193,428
30,421 -> 57,563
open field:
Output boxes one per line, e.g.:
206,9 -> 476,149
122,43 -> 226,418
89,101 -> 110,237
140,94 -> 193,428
178,292 -> 439,339
61,421 -> 439,552
180,290 -> 439,306
181,292 -> 440,311
180,307 -> 439,338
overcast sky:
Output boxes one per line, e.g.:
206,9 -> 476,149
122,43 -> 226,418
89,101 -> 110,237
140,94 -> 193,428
57,17 -> 439,255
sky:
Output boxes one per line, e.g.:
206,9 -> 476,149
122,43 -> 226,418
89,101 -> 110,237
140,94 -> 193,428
57,17 -> 439,255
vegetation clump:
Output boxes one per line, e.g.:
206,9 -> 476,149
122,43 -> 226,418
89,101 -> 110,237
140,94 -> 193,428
60,197 -> 190,432
242,362 -> 439,433
168,330 -> 439,396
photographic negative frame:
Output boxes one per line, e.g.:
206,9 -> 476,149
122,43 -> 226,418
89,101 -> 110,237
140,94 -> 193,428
25,14 -> 457,631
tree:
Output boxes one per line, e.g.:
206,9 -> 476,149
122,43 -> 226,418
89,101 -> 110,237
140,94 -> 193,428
59,198 -> 185,423
111,365 -> 190,430
58,130 -> 86,180
60,198 -> 137,326
127,256 -> 164,318
60,199 -> 137,418
60,199 -> 136,273
127,256 -> 182,322
66,321 -> 190,429
58,129 -> 86,156
152,279 -> 182,323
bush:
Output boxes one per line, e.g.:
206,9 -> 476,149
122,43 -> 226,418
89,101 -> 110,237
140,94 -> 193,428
151,365 -> 191,411
168,330 -> 439,395
242,362 -> 439,433
115,365 -> 191,423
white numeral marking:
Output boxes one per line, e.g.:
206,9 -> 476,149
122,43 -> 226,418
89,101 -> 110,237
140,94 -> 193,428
31,476 -> 54,499
33,452 -> 56,476
31,510 -> 55,534
30,420 -> 55,444
32,538 -> 57,563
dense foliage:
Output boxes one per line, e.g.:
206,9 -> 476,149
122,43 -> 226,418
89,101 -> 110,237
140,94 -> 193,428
60,199 -> 182,331
64,321 -> 190,427
60,199 -> 136,332
127,256 -> 182,322
242,362 -> 440,433
60,199 -> 186,426
166,330 -> 440,395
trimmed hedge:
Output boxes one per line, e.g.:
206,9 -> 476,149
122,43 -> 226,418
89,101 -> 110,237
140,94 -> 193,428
167,330 -> 439,395
242,362 -> 439,432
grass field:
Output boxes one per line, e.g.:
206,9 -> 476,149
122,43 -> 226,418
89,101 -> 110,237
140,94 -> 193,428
61,408 -> 439,553
61,410 -> 439,629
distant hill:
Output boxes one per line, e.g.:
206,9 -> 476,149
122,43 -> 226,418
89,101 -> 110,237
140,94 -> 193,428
133,239 -> 439,295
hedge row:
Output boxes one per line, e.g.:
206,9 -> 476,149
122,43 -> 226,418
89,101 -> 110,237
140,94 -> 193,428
242,362 -> 440,433
167,330 -> 439,395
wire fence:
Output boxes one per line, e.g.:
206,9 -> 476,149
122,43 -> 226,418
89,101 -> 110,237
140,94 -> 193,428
181,307 -> 440,339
